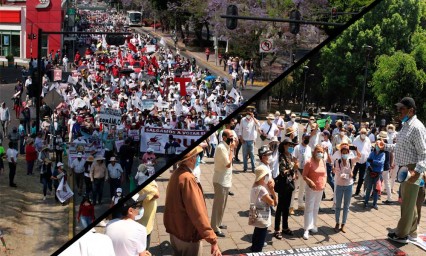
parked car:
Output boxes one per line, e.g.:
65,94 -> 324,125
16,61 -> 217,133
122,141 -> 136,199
318,112 -> 354,128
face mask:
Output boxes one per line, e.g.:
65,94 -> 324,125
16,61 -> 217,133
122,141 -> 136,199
340,132 -> 345,136
342,154 -> 349,160
401,115 -> 409,123
360,134 -> 366,140
303,139 -> 310,145
388,129 -> 393,133
246,114 -> 251,119
316,153 -> 324,159
288,146 -> 294,154
134,207 -> 144,221
291,118 -> 296,122
116,192 -> 122,197
375,145 -> 380,152
268,155 -> 273,163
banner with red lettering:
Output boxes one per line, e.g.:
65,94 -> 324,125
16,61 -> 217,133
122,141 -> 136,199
140,127 -> 206,154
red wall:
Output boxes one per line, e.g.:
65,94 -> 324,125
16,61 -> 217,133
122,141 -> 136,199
26,0 -> 64,59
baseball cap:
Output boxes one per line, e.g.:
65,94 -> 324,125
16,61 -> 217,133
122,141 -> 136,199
395,97 -> 416,109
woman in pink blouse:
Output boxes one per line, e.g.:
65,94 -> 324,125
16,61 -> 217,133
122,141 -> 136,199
333,140 -> 361,233
302,145 -> 328,240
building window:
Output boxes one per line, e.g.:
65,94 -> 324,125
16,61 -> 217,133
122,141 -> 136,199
41,34 -> 48,58
0,31 -> 20,57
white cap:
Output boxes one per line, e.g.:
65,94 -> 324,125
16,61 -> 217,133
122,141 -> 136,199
147,148 -> 154,153
57,162 -> 64,167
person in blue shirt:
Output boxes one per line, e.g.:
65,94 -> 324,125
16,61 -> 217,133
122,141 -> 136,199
364,142 -> 385,210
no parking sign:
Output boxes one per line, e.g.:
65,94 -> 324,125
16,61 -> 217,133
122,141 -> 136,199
259,39 -> 274,53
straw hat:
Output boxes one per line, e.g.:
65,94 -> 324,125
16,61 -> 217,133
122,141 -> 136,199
178,146 -> 203,164
269,136 -> 279,144
285,127 -> 294,136
336,139 -> 351,151
255,165 -> 269,182
378,131 -> 388,140
86,156 -> 95,162
266,114 -> 275,120
110,156 -> 117,162
94,156 -> 105,161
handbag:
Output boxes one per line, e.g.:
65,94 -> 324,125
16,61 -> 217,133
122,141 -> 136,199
260,124 -> 272,141
248,187 -> 269,228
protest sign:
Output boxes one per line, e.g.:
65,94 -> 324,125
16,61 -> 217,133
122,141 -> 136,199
140,127 -> 206,153
99,107 -> 122,125
141,99 -> 157,110
228,239 -> 404,256
174,77 -> 191,96
128,129 -> 140,141
226,104 -> 239,115
67,142 -> 104,166
146,45 -> 156,53
115,140 -> 125,152
56,178 -> 74,203
410,233 -> 426,252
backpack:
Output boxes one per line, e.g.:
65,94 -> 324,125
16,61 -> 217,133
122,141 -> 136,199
336,158 -> 352,169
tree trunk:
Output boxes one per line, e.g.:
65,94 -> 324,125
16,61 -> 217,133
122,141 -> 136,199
205,22 -> 210,41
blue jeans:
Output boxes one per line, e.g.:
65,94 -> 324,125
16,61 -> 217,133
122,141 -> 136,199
364,171 -> 381,206
251,227 -> 268,252
243,140 -> 255,171
80,216 -> 92,229
210,143 -> 216,157
326,163 -> 334,192
42,176 -> 52,196
335,184 -> 353,224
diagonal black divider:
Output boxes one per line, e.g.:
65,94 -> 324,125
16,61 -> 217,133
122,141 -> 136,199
52,0 -> 383,254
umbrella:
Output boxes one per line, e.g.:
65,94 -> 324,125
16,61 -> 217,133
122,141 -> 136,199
119,69 -> 134,75
43,90 -> 64,109
204,75 -> 216,81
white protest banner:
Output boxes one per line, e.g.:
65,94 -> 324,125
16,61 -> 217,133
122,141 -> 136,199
99,107 -> 122,125
140,127 -> 206,154
115,140 -> 125,152
141,99 -> 156,110
67,142 -> 104,167
67,75 -> 77,85
146,45 -> 156,53
229,87 -> 238,99
128,129 -> 140,141
56,178 -> 74,203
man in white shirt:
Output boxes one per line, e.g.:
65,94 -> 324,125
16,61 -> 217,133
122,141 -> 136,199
62,55 -> 69,72
239,108 -> 260,172
308,123 -> 320,149
274,111 -> 285,141
352,128 -> 372,196
286,113 -> 299,143
6,141 -> 18,187
60,228 -> 116,256
0,102 -> 10,136
106,194 -> 150,256
259,114 -> 279,146
67,115 -> 76,143
71,152 -> 86,195
211,129 -> 236,237
291,133 -> 312,213
107,157 -> 124,198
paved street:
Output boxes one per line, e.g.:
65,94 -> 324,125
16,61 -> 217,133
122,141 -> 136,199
146,138 -> 426,255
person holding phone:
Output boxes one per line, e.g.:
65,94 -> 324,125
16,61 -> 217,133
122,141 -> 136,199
333,140 -> 360,233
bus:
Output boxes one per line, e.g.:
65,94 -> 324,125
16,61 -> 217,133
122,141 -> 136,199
127,11 -> 142,26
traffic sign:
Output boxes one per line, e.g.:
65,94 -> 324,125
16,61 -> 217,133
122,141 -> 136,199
259,39 -> 274,53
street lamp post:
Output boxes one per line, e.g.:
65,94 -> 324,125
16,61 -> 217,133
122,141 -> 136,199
360,44 -> 373,127
301,65 -> 309,115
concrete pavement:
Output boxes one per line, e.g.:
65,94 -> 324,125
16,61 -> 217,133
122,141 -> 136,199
146,138 -> 426,255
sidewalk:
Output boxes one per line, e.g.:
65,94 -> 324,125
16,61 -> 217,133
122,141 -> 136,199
146,138 -> 426,255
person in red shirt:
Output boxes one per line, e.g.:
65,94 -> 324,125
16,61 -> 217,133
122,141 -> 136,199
84,47 -> 92,57
77,196 -> 95,229
74,51 -> 81,66
25,139 -> 38,175
112,65 -> 120,77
